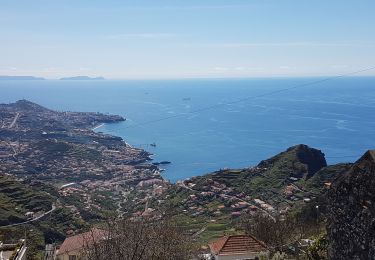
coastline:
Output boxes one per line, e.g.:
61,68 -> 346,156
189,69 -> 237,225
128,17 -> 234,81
92,123 -> 133,148
124,141 -> 133,148
92,121 -> 167,181
92,123 -> 104,131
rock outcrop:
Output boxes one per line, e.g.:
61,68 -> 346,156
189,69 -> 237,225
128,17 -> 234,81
327,150 -> 375,260
258,144 -> 327,178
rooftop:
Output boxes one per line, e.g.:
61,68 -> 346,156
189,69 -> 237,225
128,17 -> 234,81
209,234 -> 267,256
57,228 -> 107,255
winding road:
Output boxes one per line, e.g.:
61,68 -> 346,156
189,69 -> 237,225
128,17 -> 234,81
0,203 -> 56,229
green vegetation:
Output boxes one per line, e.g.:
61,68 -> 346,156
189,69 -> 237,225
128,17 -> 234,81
70,146 -> 101,161
0,141 -> 356,257
159,145 -> 341,243
0,174 -> 90,259
37,208 -> 87,242
298,163 -> 352,193
306,233 -> 329,259
33,140 -> 102,162
0,175 -> 54,226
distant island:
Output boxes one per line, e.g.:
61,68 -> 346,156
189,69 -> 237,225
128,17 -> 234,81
0,75 -> 45,80
60,76 -> 105,80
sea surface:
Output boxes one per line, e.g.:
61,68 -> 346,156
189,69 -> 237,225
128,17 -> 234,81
1,77 -> 374,182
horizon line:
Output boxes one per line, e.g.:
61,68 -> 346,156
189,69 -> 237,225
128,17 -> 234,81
1,74 -> 375,81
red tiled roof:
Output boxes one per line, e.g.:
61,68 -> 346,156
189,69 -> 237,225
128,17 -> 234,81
209,235 -> 267,256
57,228 -> 107,255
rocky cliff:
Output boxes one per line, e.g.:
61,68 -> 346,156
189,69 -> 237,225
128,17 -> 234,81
327,150 -> 375,259
258,144 -> 327,178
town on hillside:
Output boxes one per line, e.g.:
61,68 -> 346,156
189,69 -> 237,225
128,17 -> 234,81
0,101 -> 374,259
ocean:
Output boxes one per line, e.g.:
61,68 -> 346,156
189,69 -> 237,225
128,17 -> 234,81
1,77 -> 374,182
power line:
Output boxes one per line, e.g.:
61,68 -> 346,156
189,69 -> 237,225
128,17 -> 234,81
124,66 -> 375,129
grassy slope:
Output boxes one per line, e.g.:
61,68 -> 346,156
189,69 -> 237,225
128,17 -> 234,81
0,174 -> 54,226
0,175 -> 88,259
298,163 -> 352,194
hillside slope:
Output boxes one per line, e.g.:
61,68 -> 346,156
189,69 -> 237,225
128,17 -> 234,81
149,145 -> 346,242
180,144 -> 329,207
0,174 -> 54,226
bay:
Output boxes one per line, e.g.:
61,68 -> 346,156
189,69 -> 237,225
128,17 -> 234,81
1,77 -> 374,182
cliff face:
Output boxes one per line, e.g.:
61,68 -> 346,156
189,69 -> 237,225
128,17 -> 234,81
327,150 -> 375,260
294,144 -> 327,177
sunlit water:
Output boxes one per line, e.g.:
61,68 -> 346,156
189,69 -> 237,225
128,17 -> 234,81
1,77 -> 374,182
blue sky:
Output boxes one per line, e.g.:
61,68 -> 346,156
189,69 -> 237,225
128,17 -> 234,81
1,0 -> 375,79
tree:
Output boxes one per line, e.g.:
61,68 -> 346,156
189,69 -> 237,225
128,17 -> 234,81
241,213 -> 295,250
306,234 -> 328,260
83,219 -> 195,260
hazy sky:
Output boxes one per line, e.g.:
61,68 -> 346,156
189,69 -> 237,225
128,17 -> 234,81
1,0 -> 375,79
